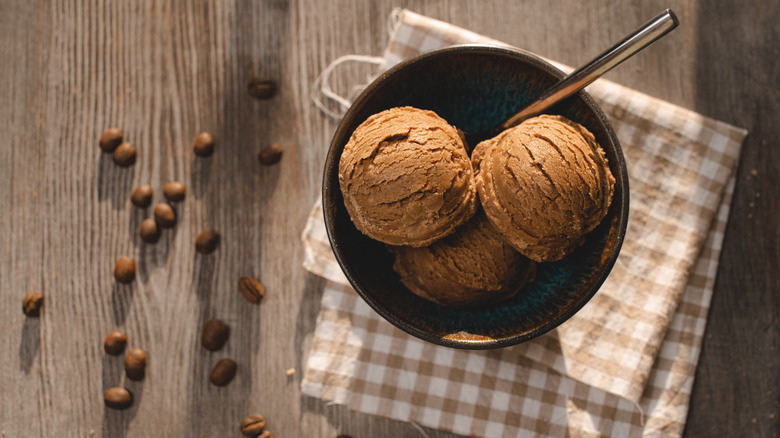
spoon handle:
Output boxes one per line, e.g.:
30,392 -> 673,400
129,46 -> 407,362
501,9 -> 679,129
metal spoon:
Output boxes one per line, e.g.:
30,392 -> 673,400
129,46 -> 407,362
464,8 -> 679,145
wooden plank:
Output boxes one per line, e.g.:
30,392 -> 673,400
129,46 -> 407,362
0,0 -> 776,437
682,1 -> 780,437
1,0 -> 52,436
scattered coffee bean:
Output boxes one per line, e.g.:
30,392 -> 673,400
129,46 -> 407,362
193,132 -> 215,157
335,435 -> 354,438
163,181 -> 186,202
258,144 -> 283,166
130,184 -> 153,208
153,203 -> 176,228
247,77 -> 277,100
22,292 -> 44,317
201,319 -> 230,351
112,142 -> 137,167
139,218 -> 160,243
125,348 -> 147,381
104,387 -> 133,410
114,257 -> 136,284
258,431 -> 274,438
209,358 -> 237,386
99,128 -> 124,152
238,276 -> 265,304
240,414 -> 266,437
195,229 -> 220,254
104,331 -> 127,355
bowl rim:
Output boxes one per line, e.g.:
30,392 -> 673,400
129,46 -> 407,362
322,44 -> 630,349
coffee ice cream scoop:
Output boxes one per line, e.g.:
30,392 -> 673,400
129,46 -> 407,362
338,106 -> 477,247
472,115 -> 615,262
392,211 -> 535,308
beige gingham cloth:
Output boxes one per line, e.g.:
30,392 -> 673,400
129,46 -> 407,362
301,9 -> 748,437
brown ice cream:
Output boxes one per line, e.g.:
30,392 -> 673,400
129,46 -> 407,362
472,115 -> 615,262
392,211 -> 535,308
338,106 -> 477,247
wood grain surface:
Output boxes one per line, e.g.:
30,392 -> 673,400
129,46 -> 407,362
1,1 -> 776,437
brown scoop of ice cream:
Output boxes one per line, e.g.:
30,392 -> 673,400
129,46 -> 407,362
472,115 -> 615,262
338,106 -> 477,247
392,211 -> 535,308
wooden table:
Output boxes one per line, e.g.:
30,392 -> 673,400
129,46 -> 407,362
1,1 -> 776,436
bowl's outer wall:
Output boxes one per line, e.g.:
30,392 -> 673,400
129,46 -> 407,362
323,46 -> 629,349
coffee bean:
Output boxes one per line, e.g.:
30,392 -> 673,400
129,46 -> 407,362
209,358 -> 237,386
240,414 -> 266,437
153,203 -> 176,228
125,348 -> 147,381
163,181 -> 186,202
195,229 -> 220,254
22,292 -> 44,317
193,132 -> 215,157
114,257 -> 136,284
130,184 -> 153,208
334,435 -> 354,438
247,77 -> 277,100
201,319 -> 230,351
104,387 -> 133,410
238,276 -> 265,304
258,431 -> 274,438
99,128 -> 124,152
258,144 -> 283,166
112,142 -> 137,167
139,218 -> 160,243
104,331 -> 127,355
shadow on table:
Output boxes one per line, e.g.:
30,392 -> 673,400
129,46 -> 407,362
189,152 -> 213,201
294,272 -> 328,373
128,205 -> 145,247
19,318 -> 40,373
96,153 -> 134,211
110,282 -> 134,326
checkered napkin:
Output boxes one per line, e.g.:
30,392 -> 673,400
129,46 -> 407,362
301,9 -> 748,437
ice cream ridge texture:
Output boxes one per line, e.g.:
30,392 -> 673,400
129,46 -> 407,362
472,114 -> 615,262
392,211 -> 536,308
338,106 -> 478,247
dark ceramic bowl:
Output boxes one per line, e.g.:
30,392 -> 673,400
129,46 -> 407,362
322,45 -> 629,349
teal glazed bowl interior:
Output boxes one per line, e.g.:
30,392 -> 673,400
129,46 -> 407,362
322,45 -> 629,349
